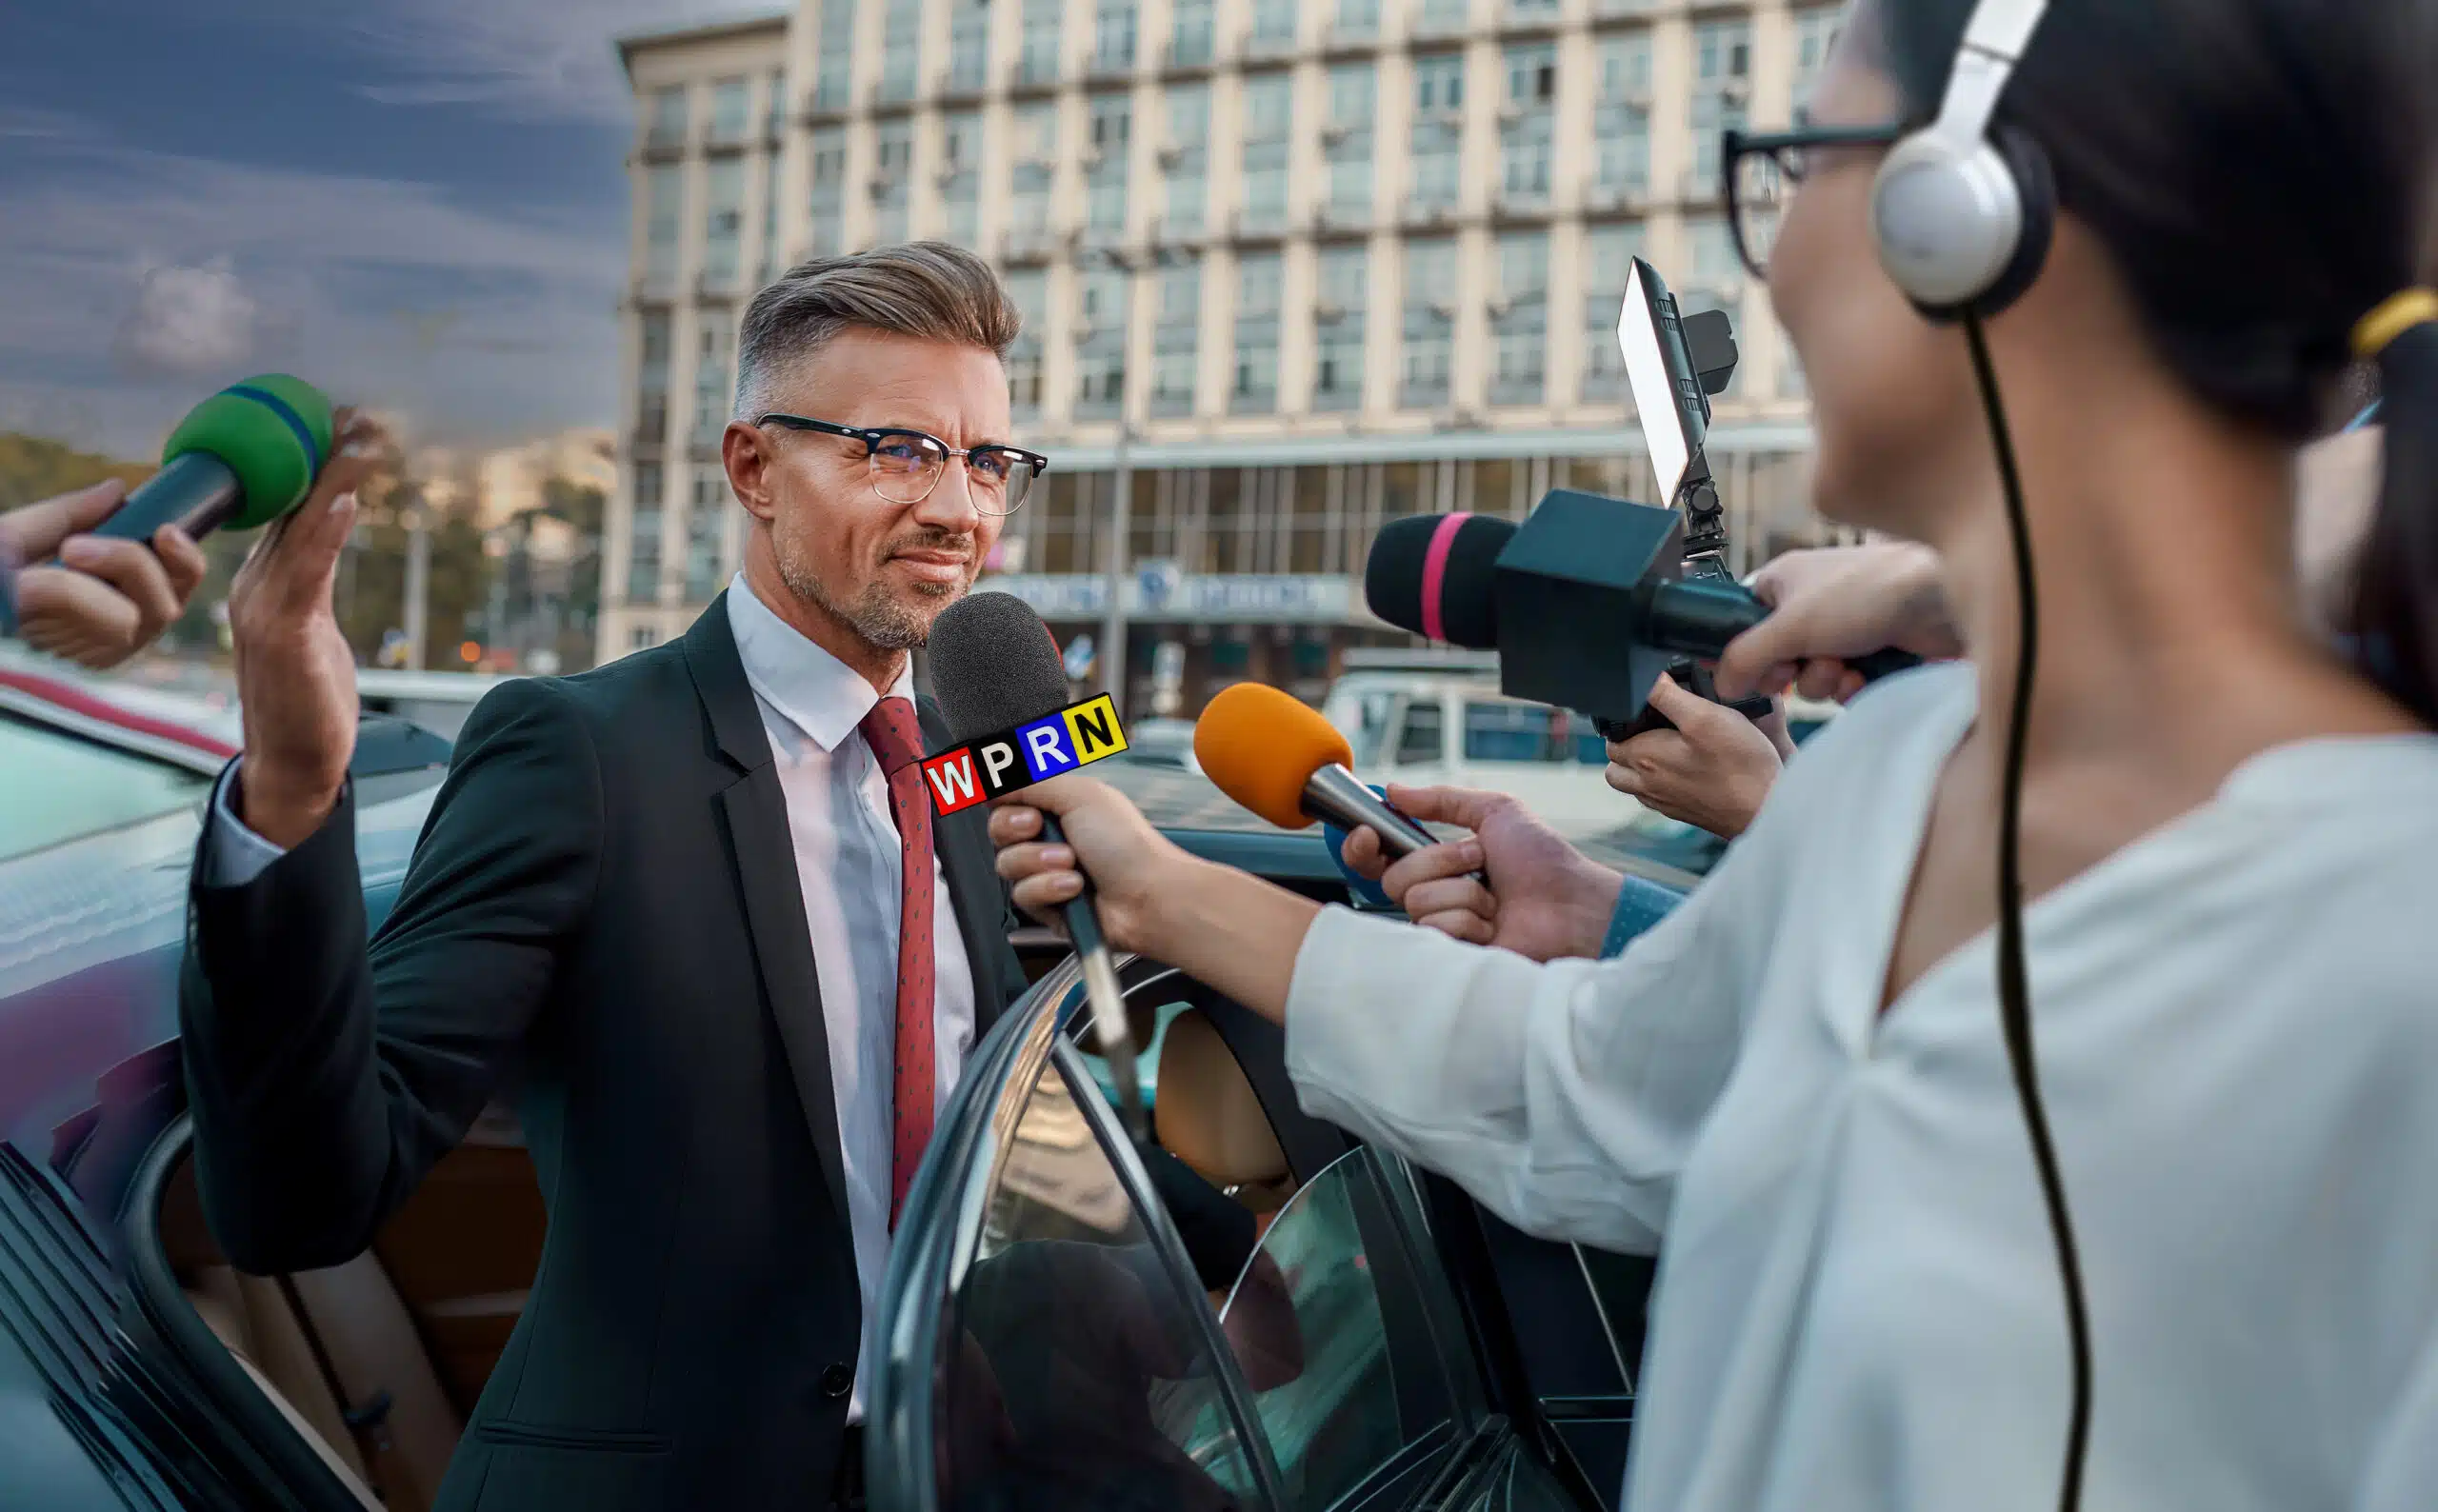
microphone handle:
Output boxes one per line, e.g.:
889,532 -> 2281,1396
89,452 -> 245,546
1036,813 -> 1149,1141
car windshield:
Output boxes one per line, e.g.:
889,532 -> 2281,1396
0,711 -> 210,862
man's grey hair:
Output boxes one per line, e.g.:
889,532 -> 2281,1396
732,241 -> 1023,419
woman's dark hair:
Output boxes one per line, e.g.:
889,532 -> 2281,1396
1869,0 -> 2438,725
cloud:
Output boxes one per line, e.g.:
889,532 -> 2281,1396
239,0 -> 771,125
113,260 -> 263,378
0,115 -> 626,456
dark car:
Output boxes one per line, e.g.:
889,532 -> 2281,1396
0,692 -> 1676,1512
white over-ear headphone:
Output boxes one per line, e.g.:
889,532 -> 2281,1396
1870,0 -> 2056,318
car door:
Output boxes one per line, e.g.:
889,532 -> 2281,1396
869,950 -> 1599,1512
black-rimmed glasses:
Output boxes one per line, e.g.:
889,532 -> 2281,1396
754,414 -> 1049,517
1722,124 -> 1909,281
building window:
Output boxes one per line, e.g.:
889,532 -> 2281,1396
646,86 -> 687,149
877,0 -> 922,103
757,153 -> 783,283
809,126 -> 847,256
1005,269 -> 1048,412
1400,238 -> 1457,408
1169,0 -> 1215,66
1325,63 -> 1376,219
1591,31 -> 1653,200
1417,0 -> 1469,31
632,461 -> 664,509
1088,93 -> 1131,230
1334,0 -> 1381,39
765,68 -> 789,137
942,109 -> 982,247
1075,266 -> 1129,415
1239,72 -> 1291,230
1249,0 -> 1296,47
1410,53 -> 1465,209
1581,221 -> 1645,400
1162,84 -> 1209,233
630,625 -> 660,651
685,473 -> 729,602
645,164 -> 682,285
1490,231 -> 1548,405
709,77 -> 749,143
814,0 -> 855,109
703,158 -> 745,286
1011,103 -> 1056,237
1794,5 -> 1841,99
1020,0 -> 1063,87
1152,261 -> 1200,415
1096,0 -> 1137,70
1232,252 -> 1281,413
1499,43 -> 1555,203
1314,245 -> 1368,412
637,310 -> 671,440
949,0 -> 991,91
872,118 -> 913,244
692,308 -> 734,434
1689,18 -> 1751,203
628,510 -> 663,604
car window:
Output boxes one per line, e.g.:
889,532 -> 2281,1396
1214,1147 -> 1476,1510
0,712 -> 210,861
1392,701 -> 1443,766
1343,690 -> 1399,768
930,1031 -> 1274,1511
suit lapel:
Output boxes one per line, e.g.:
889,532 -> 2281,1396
921,699 -> 1014,1035
682,596 -> 849,1227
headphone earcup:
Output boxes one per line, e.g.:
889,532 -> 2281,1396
1960,125 -> 2057,321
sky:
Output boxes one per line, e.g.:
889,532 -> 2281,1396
0,0 -> 758,461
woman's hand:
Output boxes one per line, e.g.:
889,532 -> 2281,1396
1343,784 -> 1625,962
1714,542 -> 1959,702
989,773 -> 1196,956
1605,673 -> 1785,841
1,478 -> 210,669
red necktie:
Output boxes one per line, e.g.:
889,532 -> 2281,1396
858,696 -> 936,1230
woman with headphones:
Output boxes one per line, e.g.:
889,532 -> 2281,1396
994,2 -> 2438,1507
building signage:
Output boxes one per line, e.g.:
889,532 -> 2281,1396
981,573 -> 1360,625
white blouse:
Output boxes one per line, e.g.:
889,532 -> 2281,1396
1285,664 -> 2438,1512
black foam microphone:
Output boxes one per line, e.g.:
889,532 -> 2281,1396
1365,500 -> 1923,724
927,590 -> 1147,1138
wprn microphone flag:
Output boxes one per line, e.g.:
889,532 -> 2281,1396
921,694 -> 1129,814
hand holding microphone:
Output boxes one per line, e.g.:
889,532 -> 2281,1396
0,478 -> 208,668
1712,542 -> 1961,703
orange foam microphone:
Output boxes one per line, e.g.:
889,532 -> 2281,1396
1193,683 -> 1444,860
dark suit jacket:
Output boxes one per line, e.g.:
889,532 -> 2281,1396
178,594 -> 1030,1512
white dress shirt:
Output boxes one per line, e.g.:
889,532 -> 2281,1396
205,573 -> 976,1422
1287,663 -> 2438,1512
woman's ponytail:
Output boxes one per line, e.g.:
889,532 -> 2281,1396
2346,302 -> 2438,727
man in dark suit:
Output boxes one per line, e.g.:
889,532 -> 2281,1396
180,243 -> 1055,1511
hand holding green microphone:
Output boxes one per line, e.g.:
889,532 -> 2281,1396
2,375 -> 379,672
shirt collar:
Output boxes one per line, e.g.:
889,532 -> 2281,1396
725,572 -> 915,753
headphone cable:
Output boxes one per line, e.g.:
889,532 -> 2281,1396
1962,310 -> 2093,1512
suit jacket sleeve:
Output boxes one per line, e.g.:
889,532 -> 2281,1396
179,678 -> 604,1273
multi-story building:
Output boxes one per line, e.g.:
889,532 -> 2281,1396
610,0 -> 1852,708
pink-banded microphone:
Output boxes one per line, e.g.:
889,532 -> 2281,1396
1362,512 -> 1515,649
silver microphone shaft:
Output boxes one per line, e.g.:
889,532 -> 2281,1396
1301,764 -> 1442,861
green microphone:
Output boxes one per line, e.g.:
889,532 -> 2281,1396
90,374 -> 337,545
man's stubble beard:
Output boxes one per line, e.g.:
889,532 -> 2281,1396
775,528 -> 973,651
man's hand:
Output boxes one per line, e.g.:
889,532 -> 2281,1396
1,479 -> 210,669
1604,673 -> 1784,841
228,412 -> 387,847
1342,785 -> 1623,962
1714,542 -> 1959,702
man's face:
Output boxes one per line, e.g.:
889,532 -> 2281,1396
731,328 -> 1012,651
